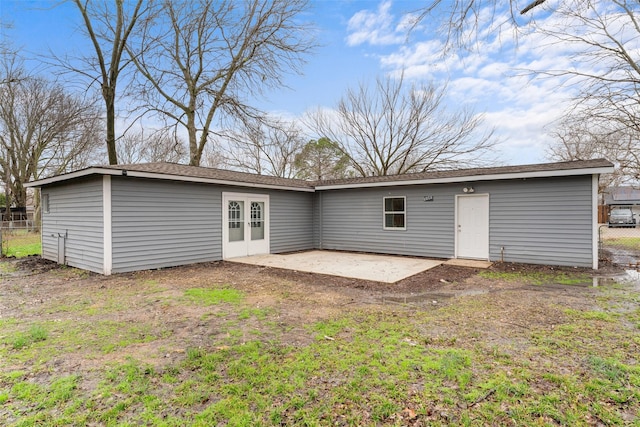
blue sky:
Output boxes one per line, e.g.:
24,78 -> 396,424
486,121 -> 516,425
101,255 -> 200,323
1,0 -> 577,166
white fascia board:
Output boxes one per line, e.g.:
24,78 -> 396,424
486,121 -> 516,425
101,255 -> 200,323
25,168 -> 122,187
25,168 -> 314,192
315,166 -> 615,190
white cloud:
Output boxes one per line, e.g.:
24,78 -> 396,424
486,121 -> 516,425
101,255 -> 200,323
337,0 -> 638,165
346,1 -> 405,46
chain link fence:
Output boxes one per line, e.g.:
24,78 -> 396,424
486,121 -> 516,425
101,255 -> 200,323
0,222 -> 40,258
599,223 -> 640,268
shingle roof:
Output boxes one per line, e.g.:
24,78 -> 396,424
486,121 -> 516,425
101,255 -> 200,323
27,158 -> 614,190
604,186 -> 640,205
101,162 -> 314,189
314,158 -> 614,187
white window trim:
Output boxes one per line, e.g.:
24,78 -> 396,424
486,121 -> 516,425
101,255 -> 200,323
383,196 -> 407,231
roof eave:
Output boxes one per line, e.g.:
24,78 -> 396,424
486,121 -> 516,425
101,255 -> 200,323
25,167 -> 121,188
25,168 -> 315,192
314,166 -> 615,190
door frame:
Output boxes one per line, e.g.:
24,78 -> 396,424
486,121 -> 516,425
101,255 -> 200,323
222,192 -> 270,259
454,193 -> 490,260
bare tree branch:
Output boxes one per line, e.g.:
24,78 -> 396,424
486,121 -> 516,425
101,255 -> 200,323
0,55 -> 102,215
65,0 -> 147,165
521,0 -> 547,15
220,118 -> 304,178
127,0 -> 315,166
117,127 -> 187,164
306,74 -> 496,177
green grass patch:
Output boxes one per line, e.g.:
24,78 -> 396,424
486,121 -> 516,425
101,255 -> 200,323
564,308 -> 618,322
479,270 -> 591,285
2,230 -> 41,257
184,287 -> 244,305
1,319 -> 170,368
5,323 -> 49,350
3,269 -> 640,426
604,237 -> 640,251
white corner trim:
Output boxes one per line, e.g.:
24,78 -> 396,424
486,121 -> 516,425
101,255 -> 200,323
103,175 -> 112,275
592,174 -> 599,270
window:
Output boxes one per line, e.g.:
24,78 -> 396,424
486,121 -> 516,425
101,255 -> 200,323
228,201 -> 242,229
384,196 -> 406,230
42,194 -> 50,214
250,202 -> 262,227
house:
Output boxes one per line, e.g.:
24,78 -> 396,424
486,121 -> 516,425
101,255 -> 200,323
25,159 -> 614,275
604,186 -> 640,220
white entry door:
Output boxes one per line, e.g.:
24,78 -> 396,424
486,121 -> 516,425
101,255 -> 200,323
456,194 -> 489,260
222,193 -> 269,259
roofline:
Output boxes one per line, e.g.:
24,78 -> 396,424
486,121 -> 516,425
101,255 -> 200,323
314,166 -> 615,190
26,163 -> 614,192
25,167 -> 316,192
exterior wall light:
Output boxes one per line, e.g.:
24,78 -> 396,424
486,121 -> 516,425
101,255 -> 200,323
462,187 -> 475,193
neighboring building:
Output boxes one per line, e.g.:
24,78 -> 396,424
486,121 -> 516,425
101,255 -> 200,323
26,159 -> 614,275
604,186 -> 640,220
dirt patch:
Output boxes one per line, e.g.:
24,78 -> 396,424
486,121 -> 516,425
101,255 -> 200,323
3,256 -> 638,425
0,256 -> 623,373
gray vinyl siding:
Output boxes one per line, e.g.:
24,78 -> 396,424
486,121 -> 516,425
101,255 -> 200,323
318,175 -> 594,267
110,180 -> 314,272
319,185 -> 456,258
41,178 -> 104,273
111,178 -> 221,273
269,191 -> 314,253
37,169 -> 596,275
312,193 -> 321,248
487,175 -> 593,267
217,187 -> 314,254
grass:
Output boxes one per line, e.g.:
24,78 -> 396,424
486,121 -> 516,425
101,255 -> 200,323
1,230 -> 41,258
1,270 -> 639,425
478,269 -> 592,285
184,287 -> 244,305
604,236 -> 640,251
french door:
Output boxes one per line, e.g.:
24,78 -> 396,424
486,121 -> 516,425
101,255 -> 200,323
222,193 -> 269,258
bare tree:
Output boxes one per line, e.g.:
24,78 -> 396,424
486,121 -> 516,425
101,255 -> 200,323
410,0 -> 552,53
65,0 -> 147,165
127,0 -> 315,166
222,119 -> 304,178
548,115 -> 639,190
307,75 -> 495,177
524,0 -> 640,185
117,128 -> 187,164
539,2 -> 640,130
200,143 -> 227,170
413,1 -> 640,183
0,63 -> 102,212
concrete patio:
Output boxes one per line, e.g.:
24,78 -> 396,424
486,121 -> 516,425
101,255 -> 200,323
227,250 -> 491,283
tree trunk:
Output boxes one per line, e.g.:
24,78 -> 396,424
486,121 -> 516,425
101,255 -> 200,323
105,90 -> 118,165
187,111 -> 201,166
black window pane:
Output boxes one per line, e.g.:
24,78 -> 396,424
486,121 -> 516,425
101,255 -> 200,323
393,214 -> 405,227
385,213 -> 405,228
384,197 -> 405,212
385,198 -> 393,211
